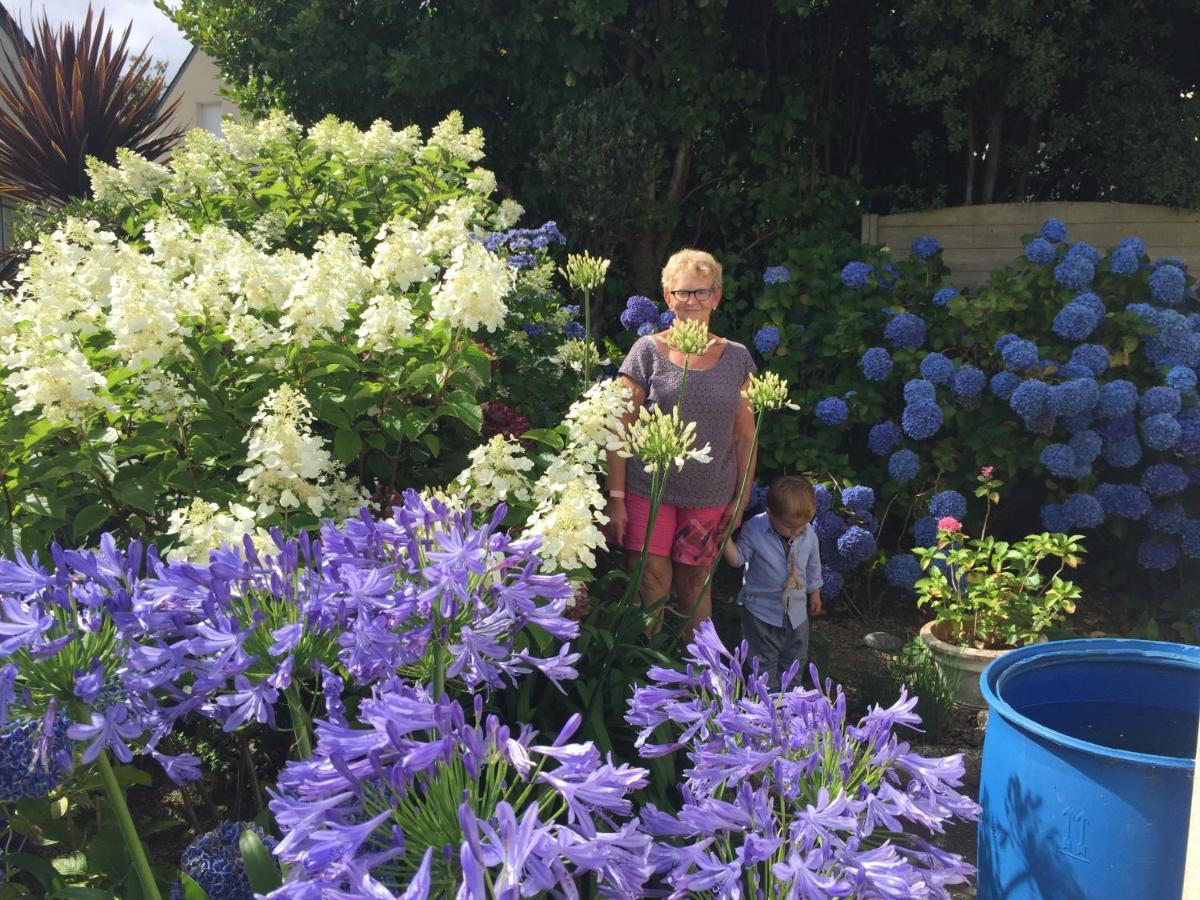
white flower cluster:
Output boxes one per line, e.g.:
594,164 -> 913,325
238,384 -> 366,519
453,434 -> 535,510
521,455 -> 609,573
134,371 -> 196,424
430,242 -> 515,333
283,232 -> 375,347
426,110 -> 486,162
562,379 -> 634,464
165,498 -> 270,563
307,115 -> 422,165
86,147 -> 171,205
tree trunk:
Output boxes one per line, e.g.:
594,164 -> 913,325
982,107 -> 1003,204
964,107 -> 976,206
1013,114 -> 1039,202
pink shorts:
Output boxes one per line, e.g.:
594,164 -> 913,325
622,493 -> 726,567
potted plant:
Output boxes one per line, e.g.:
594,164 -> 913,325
913,468 -> 1085,708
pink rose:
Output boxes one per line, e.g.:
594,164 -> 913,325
980,466 -> 994,479
937,516 -> 962,533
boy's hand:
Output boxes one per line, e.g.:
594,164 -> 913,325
808,591 -> 822,616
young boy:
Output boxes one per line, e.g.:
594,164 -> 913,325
723,475 -> 823,689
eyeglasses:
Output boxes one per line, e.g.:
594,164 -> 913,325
669,288 -> 715,302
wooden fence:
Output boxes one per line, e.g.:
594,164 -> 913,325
861,201 -> 1200,287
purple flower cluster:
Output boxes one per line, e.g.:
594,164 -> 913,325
911,235 -> 941,260
620,295 -> 661,333
860,346 -> 893,381
816,397 -> 849,426
883,311 -> 926,349
754,325 -> 781,355
626,623 -> 978,897
763,264 -> 791,285
169,821 -> 276,900
841,262 -> 874,289
480,221 -> 566,268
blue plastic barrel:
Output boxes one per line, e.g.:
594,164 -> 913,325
977,639 -> 1199,900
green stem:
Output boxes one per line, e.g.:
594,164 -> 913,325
96,750 -> 161,900
284,684 -> 313,759
582,287 -> 592,388
431,638 -> 446,700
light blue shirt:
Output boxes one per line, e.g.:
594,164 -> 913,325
731,513 -> 823,628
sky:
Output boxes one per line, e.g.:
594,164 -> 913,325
13,0 -> 192,78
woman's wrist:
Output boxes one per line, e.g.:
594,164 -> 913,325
608,490 -> 626,500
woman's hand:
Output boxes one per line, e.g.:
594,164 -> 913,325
717,499 -> 744,540
607,496 -> 628,546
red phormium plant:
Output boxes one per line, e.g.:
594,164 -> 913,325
0,6 -> 183,204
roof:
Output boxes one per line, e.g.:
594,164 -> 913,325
0,2 -> 30,52
158,44 -> 197,112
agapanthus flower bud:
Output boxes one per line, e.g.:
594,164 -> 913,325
662,318 -> 714,356
620,406 -> 712,474
741,371 -> 796,413
561,251 -> 611,292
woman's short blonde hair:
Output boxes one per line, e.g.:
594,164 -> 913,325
661,249 -> 723,292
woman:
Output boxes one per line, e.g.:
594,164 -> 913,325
606,249 -> 758,635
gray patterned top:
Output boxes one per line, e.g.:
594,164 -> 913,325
619,336 -> 756,508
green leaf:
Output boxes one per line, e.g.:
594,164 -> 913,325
420,432 -> 441,457
240,829 -> 282,893
177,875 -> 210,900
73,503 -> 111,542
333,429 -> 362,463
439,393 -> 483,433
521,428 -> 564,450
111,479 -> 158,514
5,852 -> 63,890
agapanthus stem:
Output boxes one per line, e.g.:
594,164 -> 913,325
623,467 -> 668,609
582,287 -> 592,388
431,638 -> 446,700
693,412 -> 764,618
96,750 -> 162,900
284,684 -> 313,759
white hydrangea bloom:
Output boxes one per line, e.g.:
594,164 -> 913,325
165,498 -> 272,563
430,241 -> 514,333
134,371 -> 196,423
371,216 -> 437,290
283,232 -> 375,346
170,128 -> 232,193
426,110 -> 485,162
86,148 -> 171,205
466,167 -> 497,197
521,464 -> 608,573
496,198 -> 524,228
144,215 -> 198,279
424,197 -> 479,256
356,293 -> 415,352
238,383 -> 366,518
3,339 -> 110,424
453,434 -> 534,510
563,379 -> 634,464
106,245 -> 183,367
226,313 -> 286,356
10,219 -> 121,338
361,119 -> 421,160
222,110 -> 302,160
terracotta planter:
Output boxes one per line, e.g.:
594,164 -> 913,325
918,620 -> 1008,710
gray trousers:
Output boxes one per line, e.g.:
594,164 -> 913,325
741,606 -> 809,690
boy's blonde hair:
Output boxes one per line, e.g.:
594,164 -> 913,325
661,249 -> 723,292
766,475 -> 816,521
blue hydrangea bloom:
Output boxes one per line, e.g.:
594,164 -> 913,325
885,554 -> 922,592
1063,411 -> 1093,434
932,286 -> 958,307
745,482 -> 769,516
523,323 -> 546,338
837,526 -> 878,566
1002,339 -> 1039,372
1052,302 -> 1100,341
1118,236 -> 1147,257
867,421 -> 902,456
563,320 -> 584,340
910,235 -> 941,260
814,483 -> 832,514
1041,503 -> 1069,533
1149,265 -> 1187,305
902,401 -> 943,439
913,516 -> 939,546
1142,414 -> 1182,451
903,379 -> 937,403
1139,385 -> 1182,417
1040,444 -> 1078,478
1148,501 -> 1187,535
1110,248 -> 1139,276
620,295 -> 659,331
1009,379 -> 1049,419
637,321 -> 657,336
1097,380 -> 1139,418
1025,238 -> 1058,265
815,397 -> 849,426
814,510 -> 846,541
0,716 -> 71,802
1138,538 -> 1180,571
1068,344 -> 1109,376
1095,483 -> 1152,520
1102,435 -> 1143,468
919,352 -> 955,385
1166,366 -> 1198,392
994,333 -> 1018,352
840,262 -> 874,289
951,365 -> 986,397
1181,520 -> 1200,559
1177,418 -> 1200,455
1153,256 -> 1188,271
1063,493 -> 1104,529
762,265 -> 791,285
170,821 -> 277,900
888,449 -> 920,482
878,262 -> 902,291
1047,378 -> 1099,417
659,310 -> 676,330
883,311 -> 926,349
1040,219 -> 1068,242
1069,430 -> 1102,463
1143,463 -> 1189,497
928,490 -> 967,520
753,326 -> 780,355
822,569 -> 844,600
841,486 -> 875,513
990,371 -> 1020,400
1066,242 -> 1101,265
1054,256 -> 1094,290
860,347 -> 893,381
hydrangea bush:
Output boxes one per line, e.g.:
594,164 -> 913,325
747,224 -> 1198,625
0,112 -> 583,558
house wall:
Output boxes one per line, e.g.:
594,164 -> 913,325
159,49 -> 239,140
862,202 -> 1200,287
